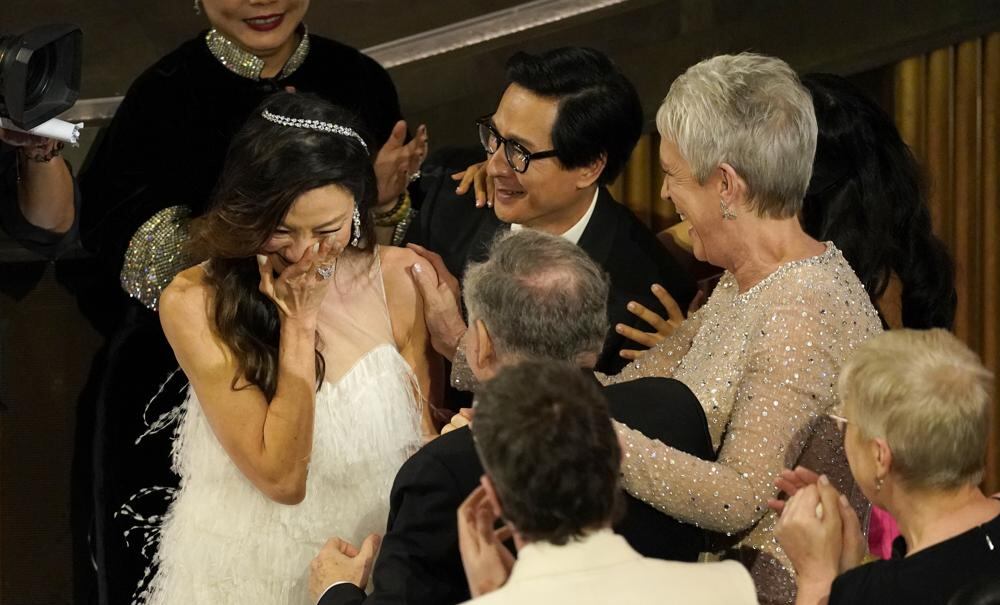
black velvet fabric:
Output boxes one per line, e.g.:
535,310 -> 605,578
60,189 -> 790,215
73,31 -> 402,605
76,31 -> 401,332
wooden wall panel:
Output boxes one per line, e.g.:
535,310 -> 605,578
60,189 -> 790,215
925,49 -> 954,243
893,35 -> 999,491
895,57 -> 928,160
981,33 -> 1000,492
625,136 -> 653,227
952,40 -> 983,349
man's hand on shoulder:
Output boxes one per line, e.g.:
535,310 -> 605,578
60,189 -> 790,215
309,534 -> 381,604
406,243 -> 467,361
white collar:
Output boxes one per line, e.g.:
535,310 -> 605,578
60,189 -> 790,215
505,529 -> 641,584
510,188 -> 599,245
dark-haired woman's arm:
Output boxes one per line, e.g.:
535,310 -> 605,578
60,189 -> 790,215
160,237 -> 341,504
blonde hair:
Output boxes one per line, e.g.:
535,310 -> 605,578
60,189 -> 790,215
656,53 -> 817,218
839,329 -> 994,490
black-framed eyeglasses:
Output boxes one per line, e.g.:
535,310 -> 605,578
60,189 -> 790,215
476,115 -> 558,174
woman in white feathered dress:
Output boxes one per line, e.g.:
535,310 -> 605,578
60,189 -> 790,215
140,92 -> 441,605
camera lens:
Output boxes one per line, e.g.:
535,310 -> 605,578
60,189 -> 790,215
0,25 -> 81,129
24,46 -> 56,107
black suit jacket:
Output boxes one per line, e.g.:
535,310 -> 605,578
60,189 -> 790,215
407,149 -> 697,376
320,377 -> 714,605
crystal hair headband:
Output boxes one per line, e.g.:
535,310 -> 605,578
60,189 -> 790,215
261,109 -> 369,154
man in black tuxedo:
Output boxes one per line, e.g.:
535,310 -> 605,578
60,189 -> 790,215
310,230 -> 713,605
404,47 -> 695,376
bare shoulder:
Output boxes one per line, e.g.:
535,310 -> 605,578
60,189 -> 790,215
161,265 -> 211,318
378,246 -> 424,348
159,265 -> 214,341
378,246 -> 420,304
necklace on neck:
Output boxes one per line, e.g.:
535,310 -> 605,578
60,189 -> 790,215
205,25 -> 310,81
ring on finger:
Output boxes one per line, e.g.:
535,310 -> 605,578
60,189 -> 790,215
316,264 -> 336,280
408,170 -> 421,183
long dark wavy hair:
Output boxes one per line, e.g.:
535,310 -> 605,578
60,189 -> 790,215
188,92 -> 377,400
802,73 -> 956,329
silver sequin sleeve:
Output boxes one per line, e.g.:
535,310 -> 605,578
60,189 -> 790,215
615,298 -> 841,533
609,244 -> 882,604
450,343 -> 479,392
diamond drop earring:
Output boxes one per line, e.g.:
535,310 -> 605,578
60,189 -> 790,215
193,0 -> 201,14
350,206 -> 362,247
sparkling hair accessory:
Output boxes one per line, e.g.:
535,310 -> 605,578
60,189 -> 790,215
261,109 -> 369,154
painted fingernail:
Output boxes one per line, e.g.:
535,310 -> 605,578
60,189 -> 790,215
627,302 -> 636,311
312,242 -> 320,254
651,284 -> 662,293
839,494 -> 849,507
819,474 -> 830,485
257,254 -> 267,266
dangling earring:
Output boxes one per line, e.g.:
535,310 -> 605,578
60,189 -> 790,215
193,0 -> 201,14
350,206 -> 361,247
874,477 -> 884,492
720,199 -> 737,220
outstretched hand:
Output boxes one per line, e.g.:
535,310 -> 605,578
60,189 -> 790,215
618,284 -> 687,360
257,235 -> 344,323
451,161 -> 493,208
441,407 -> 474,434
770,468 -> 866,574
774,478 -> 843,594
308,533 -> 381,601
374,120 -> 428,206
458,485 -> 515,598
408,244 -> 467,360
768,466 -> 822,514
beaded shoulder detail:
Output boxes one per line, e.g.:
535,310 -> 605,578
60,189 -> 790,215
120,205 -> 197,311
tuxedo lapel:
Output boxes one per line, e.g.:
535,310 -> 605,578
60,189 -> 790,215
575,188 -> 620,267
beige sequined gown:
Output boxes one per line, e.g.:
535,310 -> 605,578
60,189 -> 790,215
602,243 -> 882,605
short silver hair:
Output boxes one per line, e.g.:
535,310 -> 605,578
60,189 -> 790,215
839,329 -> 995,491
463,230 -> 609,364
656,53 -> 817,218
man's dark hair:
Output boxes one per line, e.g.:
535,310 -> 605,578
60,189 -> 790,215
505,47 -> 643,186
472,361 -> 623,545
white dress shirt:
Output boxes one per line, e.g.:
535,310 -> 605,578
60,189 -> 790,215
509,188 -> 599,245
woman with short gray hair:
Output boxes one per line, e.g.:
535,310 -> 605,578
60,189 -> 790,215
774,329 -> 999,604
603,53 -> 882,603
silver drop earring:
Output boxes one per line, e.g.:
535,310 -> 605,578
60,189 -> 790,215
193,0 -> 201,14
720,199 -> 737,220
350,206 -> 361,247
